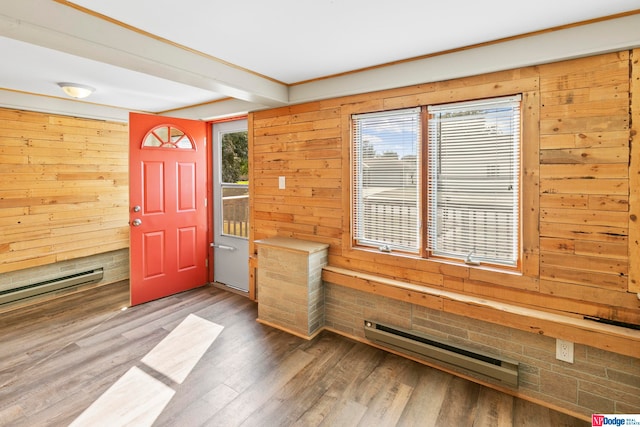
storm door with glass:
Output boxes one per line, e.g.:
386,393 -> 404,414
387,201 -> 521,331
212,120 -> 249,292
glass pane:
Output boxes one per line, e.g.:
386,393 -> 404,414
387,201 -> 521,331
175,138 -> 193,149
143,133 -> 162,147
222,185 -> 249,238
220,130 -> 249,238
427,96 -> 520,266
155,126 -> 169,142
170,127 -> 184,141
171,128 -> 193,149
352,108 -> 421,252
221,131 -> 248,184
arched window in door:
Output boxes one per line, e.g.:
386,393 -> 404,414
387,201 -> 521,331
142,125 -> 194,149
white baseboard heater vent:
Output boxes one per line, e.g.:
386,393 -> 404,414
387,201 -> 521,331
364,320 -> 519,387
0,268 -> 104,306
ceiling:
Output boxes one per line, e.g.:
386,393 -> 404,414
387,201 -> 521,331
1,0 -> 640,122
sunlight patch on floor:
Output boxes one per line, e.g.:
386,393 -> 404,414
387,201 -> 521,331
70,313 -> 224,426
142,313 -> 224,384
69,366 -> 174,427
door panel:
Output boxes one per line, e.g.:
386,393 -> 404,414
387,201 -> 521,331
144,162 -> 165,213
130,112 -> 208,305
143,232 -> 165,277
177,163 -> 196,211
178,227 -> 197,269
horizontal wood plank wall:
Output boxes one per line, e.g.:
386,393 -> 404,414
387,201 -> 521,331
538,52 -> 634,323
252,104 -> 343,248
250,51 -> 639,327
0,109 -> 129,274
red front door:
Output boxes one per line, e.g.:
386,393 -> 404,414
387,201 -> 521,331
129,113 -> 208,305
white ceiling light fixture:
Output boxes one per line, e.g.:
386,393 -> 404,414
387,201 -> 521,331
57,82 -> 95,99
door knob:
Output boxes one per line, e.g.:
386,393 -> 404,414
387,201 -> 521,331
132,219 -> 142,227
132,205 -> 141,212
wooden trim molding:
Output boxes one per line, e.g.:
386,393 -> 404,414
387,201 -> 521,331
630,48 -> 640,294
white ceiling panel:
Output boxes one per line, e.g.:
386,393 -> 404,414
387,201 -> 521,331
68,0 -> 640,83
0,36 -> 223,112
0,0 -> 639,121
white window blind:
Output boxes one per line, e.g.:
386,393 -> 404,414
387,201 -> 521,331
427,95 -> 521,266
352,108 -> 421,252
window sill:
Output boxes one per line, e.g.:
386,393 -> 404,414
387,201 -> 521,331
350,245 -> 523,276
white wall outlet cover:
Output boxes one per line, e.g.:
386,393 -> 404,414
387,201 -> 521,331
556,338 -> 574,363
278,176 -> 285,189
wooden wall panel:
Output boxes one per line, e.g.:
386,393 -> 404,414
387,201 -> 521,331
0,109 -> 129,274
630,49 -> 640,293
252,105 -> 343,248
538,52 -> 635,320
250,51 -> 640,326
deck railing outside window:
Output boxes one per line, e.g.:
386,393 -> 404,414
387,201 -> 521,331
222,185 -> 249,238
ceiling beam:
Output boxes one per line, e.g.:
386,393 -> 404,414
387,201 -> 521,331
0,0 -> 289,107
160,98 -> 268,121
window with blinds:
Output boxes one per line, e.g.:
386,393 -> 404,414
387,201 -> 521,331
351,96 -> 521,267
352,108 -> 421,252
427,95 -> 521,266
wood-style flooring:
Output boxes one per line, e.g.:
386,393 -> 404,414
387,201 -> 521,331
0,282 -> 590,426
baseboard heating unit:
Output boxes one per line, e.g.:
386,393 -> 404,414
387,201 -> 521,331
0,268 -> 104,306
364,320 -> 519,387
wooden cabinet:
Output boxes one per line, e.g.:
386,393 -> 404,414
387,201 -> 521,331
255,237 -> 329,339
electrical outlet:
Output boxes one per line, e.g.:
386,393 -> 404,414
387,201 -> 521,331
556,339 -> 574,363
